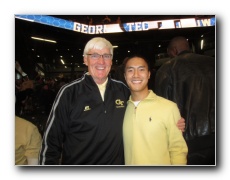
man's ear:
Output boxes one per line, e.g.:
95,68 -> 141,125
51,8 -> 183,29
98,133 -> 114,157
83,56 -> 88,66
173,47 -> 178,56
124,73 -> 126,80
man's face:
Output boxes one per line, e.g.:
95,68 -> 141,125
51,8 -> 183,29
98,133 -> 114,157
124,57 -> 150,93
84,47 -> 112,84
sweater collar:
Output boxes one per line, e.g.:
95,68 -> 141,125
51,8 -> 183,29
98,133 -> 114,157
128,90 -> 157,103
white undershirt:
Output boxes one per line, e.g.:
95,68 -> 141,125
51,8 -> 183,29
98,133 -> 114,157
133,101 -> 140,107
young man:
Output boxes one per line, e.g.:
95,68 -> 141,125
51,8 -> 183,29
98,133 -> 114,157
123,55 -> 188,165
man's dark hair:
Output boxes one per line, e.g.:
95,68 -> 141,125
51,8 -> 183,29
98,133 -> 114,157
122,54 -> 150,72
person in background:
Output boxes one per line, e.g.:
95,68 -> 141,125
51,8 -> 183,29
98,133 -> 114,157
15,74 -> 34,116
155,36 -> 215,165
123,55 -> 188,165
102,15 -> 111,24
15,116 -> 42,165
39,37 -> 185,165
116,16 -> 121,24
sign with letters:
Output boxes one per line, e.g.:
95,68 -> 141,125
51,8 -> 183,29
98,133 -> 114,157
15,15 -> 215,35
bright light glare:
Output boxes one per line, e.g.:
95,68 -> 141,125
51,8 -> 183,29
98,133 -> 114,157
31,36 -> 57,43
201,39 -> 204,50
61,59 -> 65,64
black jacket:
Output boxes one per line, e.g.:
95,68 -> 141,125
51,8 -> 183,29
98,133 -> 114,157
39,73 -> 130,165
155,51 -> 215,141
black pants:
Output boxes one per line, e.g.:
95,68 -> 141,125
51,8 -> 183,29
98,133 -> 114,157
186,134 -> 215,165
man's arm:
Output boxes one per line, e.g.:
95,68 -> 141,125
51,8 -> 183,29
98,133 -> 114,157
25,123 -> 42,165
168,105 -> 188,165
39,92 -> 68,165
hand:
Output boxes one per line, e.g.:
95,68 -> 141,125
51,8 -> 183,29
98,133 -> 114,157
177,117 -> 185,132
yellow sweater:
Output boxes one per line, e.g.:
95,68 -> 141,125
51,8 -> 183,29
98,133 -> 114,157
123,90 -> 188,165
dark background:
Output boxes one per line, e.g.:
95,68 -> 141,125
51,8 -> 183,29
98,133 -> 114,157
15,15 -> 215,80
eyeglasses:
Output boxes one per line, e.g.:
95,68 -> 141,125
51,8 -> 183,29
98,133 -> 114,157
87,53 -> 112,60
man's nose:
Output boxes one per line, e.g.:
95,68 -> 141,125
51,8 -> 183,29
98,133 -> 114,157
97,56 -> 105,64
133,69 -> 139,77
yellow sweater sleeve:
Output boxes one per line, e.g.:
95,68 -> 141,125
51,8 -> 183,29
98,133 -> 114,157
166,104 -> 188,165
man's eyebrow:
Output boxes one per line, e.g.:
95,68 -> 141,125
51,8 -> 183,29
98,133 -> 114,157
126,66 -> 134,69
125,65 -> 147,70
138,66 -> 146,68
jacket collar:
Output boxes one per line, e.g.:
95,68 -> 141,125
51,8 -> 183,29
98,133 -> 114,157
178,50 -> 191,56
84,72 -> 111,89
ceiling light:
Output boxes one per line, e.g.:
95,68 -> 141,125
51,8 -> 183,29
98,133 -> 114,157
61,59 -> 65,64
31,36 -> 57,43
201,39 -> 204,50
